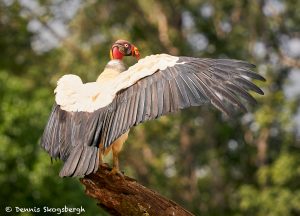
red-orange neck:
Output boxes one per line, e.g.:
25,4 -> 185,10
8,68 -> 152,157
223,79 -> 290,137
110,47 -> 124,60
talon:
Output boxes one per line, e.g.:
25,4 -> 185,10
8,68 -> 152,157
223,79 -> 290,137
100,162 -> 110,168
109,167 -> 124,178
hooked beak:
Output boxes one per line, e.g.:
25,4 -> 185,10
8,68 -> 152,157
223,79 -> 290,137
131,45 -> 140,60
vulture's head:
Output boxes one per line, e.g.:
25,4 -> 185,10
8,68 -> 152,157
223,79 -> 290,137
110,40 -> 140,60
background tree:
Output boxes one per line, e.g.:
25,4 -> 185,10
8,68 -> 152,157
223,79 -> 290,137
0,0 -> 299,215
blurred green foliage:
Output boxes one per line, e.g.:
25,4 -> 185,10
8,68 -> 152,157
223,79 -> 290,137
1,0 -> 300,215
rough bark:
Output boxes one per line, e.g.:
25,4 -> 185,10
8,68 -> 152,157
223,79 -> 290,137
80,165 -> 194,216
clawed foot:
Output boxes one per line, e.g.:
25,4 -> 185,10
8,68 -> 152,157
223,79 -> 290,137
109,167 -> 125,179
99,162 -> 110,168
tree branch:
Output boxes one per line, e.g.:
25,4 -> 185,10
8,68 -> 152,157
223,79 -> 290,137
80,165 -> 194,216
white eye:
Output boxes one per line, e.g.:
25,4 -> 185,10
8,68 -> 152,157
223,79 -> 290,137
124,44 -> 129,48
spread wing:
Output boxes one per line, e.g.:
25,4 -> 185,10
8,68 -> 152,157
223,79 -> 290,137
98,56 -> 265,149
41,54 -> 265,177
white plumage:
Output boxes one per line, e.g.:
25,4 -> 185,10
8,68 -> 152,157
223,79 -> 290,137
55,54 -> 181,112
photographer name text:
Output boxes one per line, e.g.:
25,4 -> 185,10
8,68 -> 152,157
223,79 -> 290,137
5,205 -> 85,214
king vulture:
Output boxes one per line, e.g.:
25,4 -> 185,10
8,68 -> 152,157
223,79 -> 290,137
41,39 -> 265,177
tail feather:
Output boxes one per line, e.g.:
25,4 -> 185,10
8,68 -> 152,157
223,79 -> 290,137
87,148 -> 99,174
59,145 -> 99,177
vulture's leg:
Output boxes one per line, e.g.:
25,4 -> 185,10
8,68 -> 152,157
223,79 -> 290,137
111,146 -> 122,176
110,131 -> 129,176
98,151 -> 109,168
99,151 -> 103,164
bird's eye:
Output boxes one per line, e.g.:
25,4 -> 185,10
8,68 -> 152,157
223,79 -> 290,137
124,44 -> 129,48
